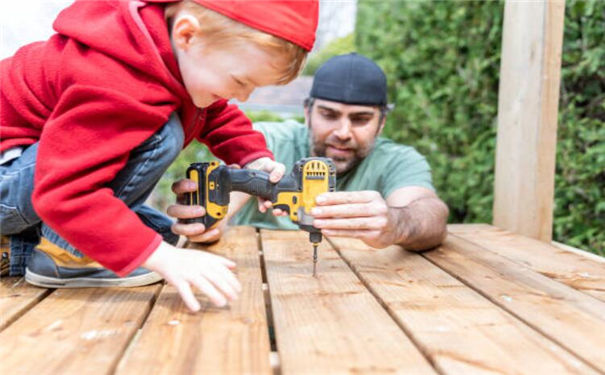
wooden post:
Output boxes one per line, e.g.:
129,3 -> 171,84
493,0 -> 566,242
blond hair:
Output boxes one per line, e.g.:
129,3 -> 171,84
165,0 -> 308,85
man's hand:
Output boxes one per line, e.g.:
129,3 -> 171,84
311,191 -> 400,248
311,187 -> 448,250
168,178 -> 226,243
244,157 -> 286,213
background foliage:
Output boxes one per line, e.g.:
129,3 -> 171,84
303,34 -> 356,76
355,0 -> 604,254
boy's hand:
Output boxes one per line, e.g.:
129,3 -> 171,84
168,178 -> 225,243
143,241 -> 241,312
244,157 -> 286,213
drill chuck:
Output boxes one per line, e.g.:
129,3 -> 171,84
309,231 -> 322,245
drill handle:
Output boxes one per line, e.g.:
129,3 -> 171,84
228,169 -> 276,201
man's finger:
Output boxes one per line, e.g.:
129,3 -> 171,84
167,204 -> 205,219
316,191 -> 379,205
313,217 -> 387,230
188,228 -> 221,243
172,222 -> 206,236
321,229 -> 382,241
311,203 -> 384,218
171,179 -> 198,194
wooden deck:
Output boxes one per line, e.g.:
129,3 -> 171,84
1,224 -> 604,374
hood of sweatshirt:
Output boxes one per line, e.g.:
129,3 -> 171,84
52,0 -> 186,98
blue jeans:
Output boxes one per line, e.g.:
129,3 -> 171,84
0,113 -> 184,275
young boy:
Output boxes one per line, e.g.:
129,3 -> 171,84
0,0 -> 319,312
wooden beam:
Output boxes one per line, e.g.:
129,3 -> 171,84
493,0 -> 566,241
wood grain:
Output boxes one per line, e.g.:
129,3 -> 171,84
448,224 -> 605,301
116,226 -> 271,375
0,277 -> 51,331
0,284 -> 160,374
261,230 -> 435,374
331,237 -> 597,375
425,235 -> 605,372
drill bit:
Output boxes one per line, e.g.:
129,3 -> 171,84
312,243 -> 318,277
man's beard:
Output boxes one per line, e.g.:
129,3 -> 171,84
309,119 -> 375,175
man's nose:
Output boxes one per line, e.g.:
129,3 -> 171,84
333,118 -> 353,140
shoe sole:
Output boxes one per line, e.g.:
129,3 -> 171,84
25,268 -> 163,288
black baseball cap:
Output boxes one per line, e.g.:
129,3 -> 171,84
309,53 -> 388,106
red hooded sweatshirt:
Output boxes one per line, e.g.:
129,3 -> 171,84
0,0 -> 274,275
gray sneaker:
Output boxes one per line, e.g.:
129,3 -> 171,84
25,238 -> 162,288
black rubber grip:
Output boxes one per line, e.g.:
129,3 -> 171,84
228,169 -> 276,200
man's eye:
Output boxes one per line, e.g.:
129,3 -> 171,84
320,112 -> 338,120
351,117 -> 372,125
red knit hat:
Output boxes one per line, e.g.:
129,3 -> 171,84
192,0 -> 319,51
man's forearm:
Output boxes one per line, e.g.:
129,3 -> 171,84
389,197 -> 449,251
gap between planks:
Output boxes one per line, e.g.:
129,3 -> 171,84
422,234 -> 605,373
0,277 -> 53,332
329,236 -> 599,374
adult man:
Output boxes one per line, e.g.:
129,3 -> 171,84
170,53 -> 448,250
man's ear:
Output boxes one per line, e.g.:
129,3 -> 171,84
376,115 -> 386,136
303,103 -> 311,126
171,14 -> 201,51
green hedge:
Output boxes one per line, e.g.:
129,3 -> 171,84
355,0 -> 604,254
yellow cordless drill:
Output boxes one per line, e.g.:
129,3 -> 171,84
185,157 -> 336,276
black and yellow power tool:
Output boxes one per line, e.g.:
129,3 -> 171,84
185,157 -> 336,276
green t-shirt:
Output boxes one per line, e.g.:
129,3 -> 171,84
232,120 -> 435,230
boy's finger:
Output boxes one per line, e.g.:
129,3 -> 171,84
204,269 -> 240,301
192,275 -> 227,307
205,252 -> 237,269
174,280 -> 201,312
269,164 -> 286,183
219,267 -> 242,293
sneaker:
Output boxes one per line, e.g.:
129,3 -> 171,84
1,236 -> 10,277
25,238 -> 162,288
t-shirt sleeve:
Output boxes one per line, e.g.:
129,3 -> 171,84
378,145 -> 435,198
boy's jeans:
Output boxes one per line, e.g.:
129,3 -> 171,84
0,113 -> 184,276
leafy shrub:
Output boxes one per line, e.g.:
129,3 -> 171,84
303,34 -> 356,75
355,0 -> 604,254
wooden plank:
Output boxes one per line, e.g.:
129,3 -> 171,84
552,241 -> 605,263
448,224 -> 605,301
425,235 -> 605,372
116,226 -> 271,375
330,237 -> 597,374
0,284 -> 160,374
493,0 -> 566,241
0,277 -> 51,331
261,230 -> 436,374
